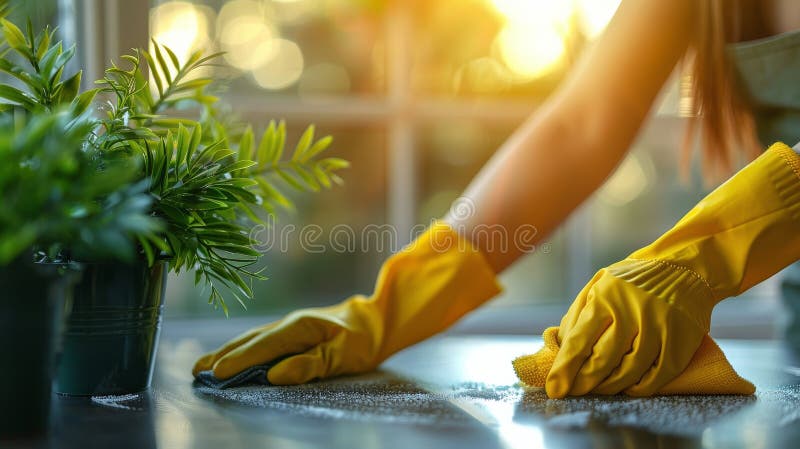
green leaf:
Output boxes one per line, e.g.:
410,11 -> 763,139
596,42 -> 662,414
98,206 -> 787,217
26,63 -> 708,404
139,236 -> 156,266
292,125 -> 314,162
142,50 -> 164,96
320,157 -> 351,170
208,243 -> 260,257
151,40 -> 173,84
313,164 -> 332,189
1,18 -> 28,53
187,124 -> 202,162
51,44 -> 76,79
57,70 -> 81,104
173,78 -> 212,93
256,178 -> 294,210
275,168 -> 305,191
0,84 -> 36,107
36,27 -> 51,60
274,120 -> 286,163
223,160 -> 257,174
293,164 -> 320,191
38,41 -> 62,80
257,121 -> 275,168
300,135 -> 333,162
0,58 -> 45,93
163,45 -> 180,72
237,125 -> 254,174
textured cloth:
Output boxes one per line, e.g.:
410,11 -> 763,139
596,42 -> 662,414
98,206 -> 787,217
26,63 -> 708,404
195,364 -> 275,389
513,327 -> 755,395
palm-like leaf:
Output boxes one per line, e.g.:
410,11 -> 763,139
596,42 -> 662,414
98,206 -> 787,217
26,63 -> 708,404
0,14 -> 349,313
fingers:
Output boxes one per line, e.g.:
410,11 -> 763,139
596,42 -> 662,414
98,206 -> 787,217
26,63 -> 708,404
568,324 -> 636,396
267,344 -> 330,385
625,327 -> 701,397
545,302 -> 611,398
559,270 -> 605,331
192,325 -> 273,376
591,330 -> 660,395
211,316 -> 331,379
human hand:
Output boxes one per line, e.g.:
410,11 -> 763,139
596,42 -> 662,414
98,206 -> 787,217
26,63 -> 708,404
545,142 -> 800,398
192,297 -> 384,385
545,259 -> 712,398
193,221 -> 501,385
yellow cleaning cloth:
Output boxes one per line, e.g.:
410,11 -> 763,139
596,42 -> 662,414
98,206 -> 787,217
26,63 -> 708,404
513,327 -> 755,396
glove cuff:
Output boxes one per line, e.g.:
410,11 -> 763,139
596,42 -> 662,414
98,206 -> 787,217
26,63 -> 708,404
608,258 -> 715,330
630,142 -> 800,301
766,142 -> 800,220
371,221 -> 503,360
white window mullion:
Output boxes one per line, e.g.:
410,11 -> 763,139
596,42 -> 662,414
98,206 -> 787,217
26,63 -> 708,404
385,0 -> 416,247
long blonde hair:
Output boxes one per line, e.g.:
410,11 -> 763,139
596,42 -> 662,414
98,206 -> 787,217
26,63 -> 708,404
682,0 -> 762,178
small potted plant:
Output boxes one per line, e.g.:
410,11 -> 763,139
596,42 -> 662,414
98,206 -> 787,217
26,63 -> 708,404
0,106 -> 159,437
0,17 -> 348,396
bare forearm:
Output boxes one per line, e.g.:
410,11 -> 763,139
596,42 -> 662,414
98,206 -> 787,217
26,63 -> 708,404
444,0 -> 693,274
444,106 -> 630,273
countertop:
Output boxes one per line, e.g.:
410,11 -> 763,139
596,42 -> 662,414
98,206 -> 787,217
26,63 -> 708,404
9,319 -> 800,449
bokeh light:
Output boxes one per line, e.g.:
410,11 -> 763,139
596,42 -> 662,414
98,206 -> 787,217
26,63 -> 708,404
150,1 -> 213,64
599,154 -> 654,206
217,0 -> 277,71
494,24 -> 566,80
483,0 -> 621,81
251,38 -> 305,89
575,0 -> 622,38
487,0 -> 572,80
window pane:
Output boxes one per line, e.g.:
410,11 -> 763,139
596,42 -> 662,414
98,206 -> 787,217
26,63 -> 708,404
165,125 -> 387,318
149,0 -> 385,97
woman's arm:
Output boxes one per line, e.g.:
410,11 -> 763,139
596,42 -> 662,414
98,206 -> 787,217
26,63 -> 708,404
446,0 -> 696,273
193,0 -> 702,386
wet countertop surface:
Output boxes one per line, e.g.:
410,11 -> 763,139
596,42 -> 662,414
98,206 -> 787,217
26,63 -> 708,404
11,320 -> 800,449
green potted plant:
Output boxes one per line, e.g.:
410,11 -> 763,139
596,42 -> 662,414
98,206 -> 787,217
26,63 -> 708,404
0,107 -> 159,437
0,17 -> 347,396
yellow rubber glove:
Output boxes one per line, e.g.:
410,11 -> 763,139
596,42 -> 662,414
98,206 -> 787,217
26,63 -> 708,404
521,142 -> 800,398
514,327 -> 755,395
193,221 -> 502,385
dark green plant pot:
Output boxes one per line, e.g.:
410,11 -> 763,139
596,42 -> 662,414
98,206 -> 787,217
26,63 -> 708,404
55,259 -> 168,396
0,256 -> 72,438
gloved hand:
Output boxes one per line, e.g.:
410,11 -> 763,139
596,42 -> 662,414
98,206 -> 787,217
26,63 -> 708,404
193,221 -> 501,385
537,142 -> 800,398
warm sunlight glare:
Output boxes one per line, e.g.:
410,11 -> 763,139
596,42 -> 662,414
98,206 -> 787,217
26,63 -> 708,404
575,0 -> 621,38
489,0 -> 573,27
488,0 -> 571,80
487,0 -> 621,79
495,24 -> 565,80
150,1 -> 211,63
